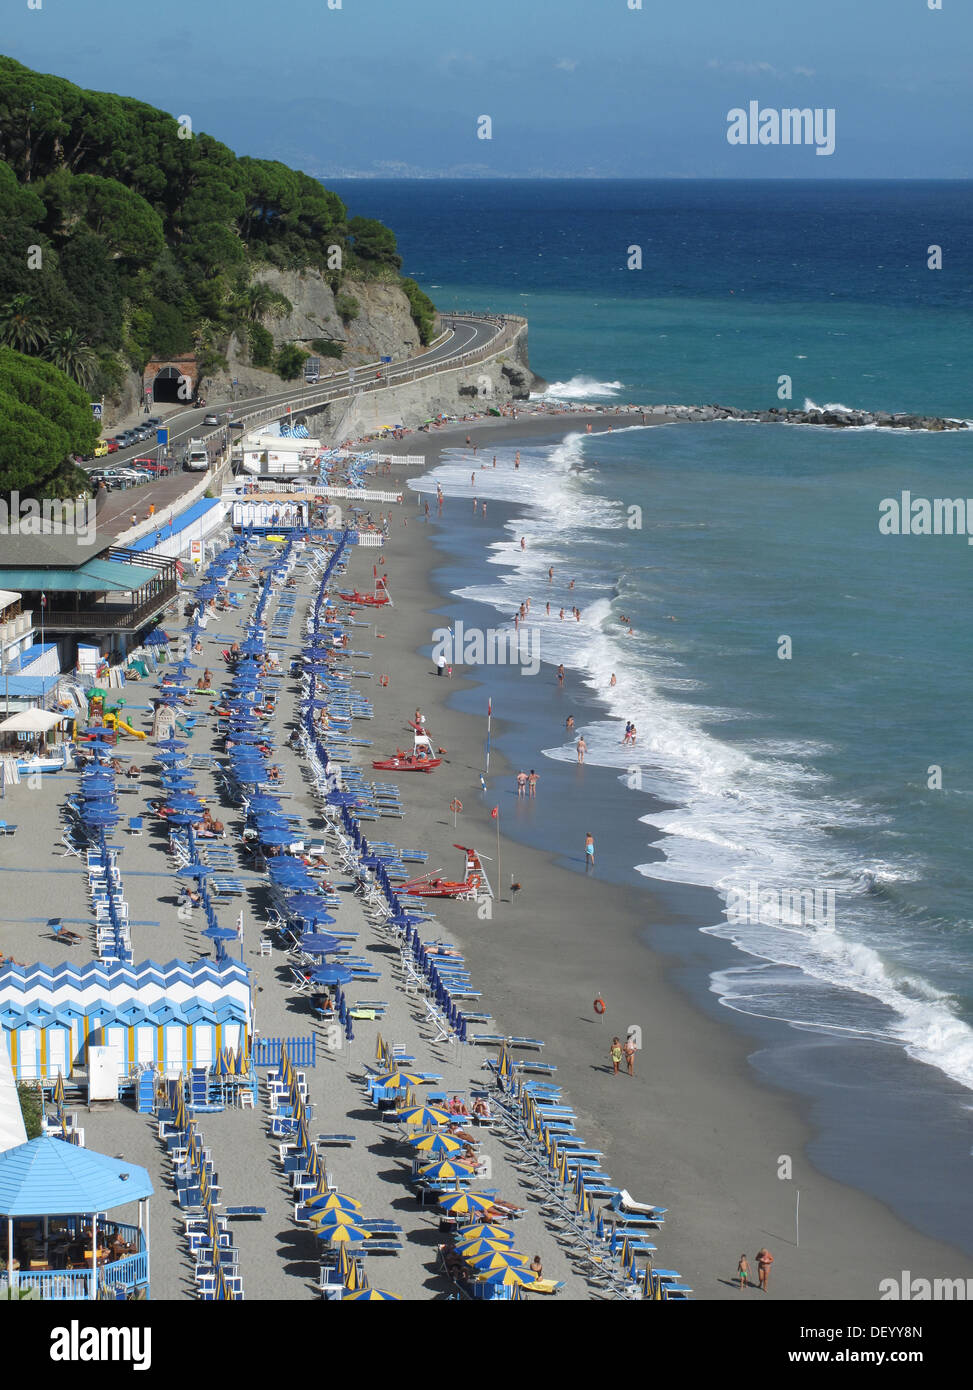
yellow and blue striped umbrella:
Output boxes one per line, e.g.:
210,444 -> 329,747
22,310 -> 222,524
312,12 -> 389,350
417,1159 -> 477,1182
53,1072 -> 65,1111
476,1265 -> 539,1288
498,1043 -> 511,1081
375,1032 -> 385,1062
453,1236 -> 515,1258
305,1191 -> 362,1215
437,1190 -> 495,1216
402,1130 -> 464,1154
374,1070 -> 425,1090
454,1223 -> 512,1243
466,1249 -> 532,1273
315,1218 -> 372,1244
396,1104 -> 452,1128
341,1288 -> 401,1300
342,1248 -> 364,1291
309,1207 -> 366,1229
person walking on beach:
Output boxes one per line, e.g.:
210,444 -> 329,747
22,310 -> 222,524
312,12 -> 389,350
609,1037 -> 622,1075
755,1248 -> 774,1292
516,770 -> 528,798
577,736 -> 587,765
623,1034 -> 636,1076
584,830 -> 594,871
736,1254 -> 752,1289
548,566 -> 554,583
557,663 -> 565,688
609,673 -> 617,688
528,769 -> 538,798
520,536 -> 526,551
514,451 -> 520,469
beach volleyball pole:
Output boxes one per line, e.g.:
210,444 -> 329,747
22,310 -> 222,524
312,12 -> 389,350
485,697 -> 492,773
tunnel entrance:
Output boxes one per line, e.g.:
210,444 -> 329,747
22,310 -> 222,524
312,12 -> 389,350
152,366 -> 188,404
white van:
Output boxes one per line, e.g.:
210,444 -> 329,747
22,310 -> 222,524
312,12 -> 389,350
185,439 -> 209,472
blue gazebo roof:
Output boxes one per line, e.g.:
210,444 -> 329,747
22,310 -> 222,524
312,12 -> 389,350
0,1137 -> 153,1216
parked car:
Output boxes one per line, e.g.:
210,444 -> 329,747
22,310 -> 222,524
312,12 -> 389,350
104,466 -> 147,484
145,416 -> 162,428
92,441 -> 108,458
104,438 -> 120,453
131,456 -> 171,475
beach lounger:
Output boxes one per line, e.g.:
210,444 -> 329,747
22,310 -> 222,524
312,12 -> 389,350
225,1207 -> 266,1220
48,920 -> 82,945
615,1189 -> 668,1219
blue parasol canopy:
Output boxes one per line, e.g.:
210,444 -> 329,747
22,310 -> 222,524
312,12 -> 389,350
176,863 -> 215,879
295,932 -> 342,953
145,629 -> 170,646
311,963 -> 356,985
201,925 -> 238,941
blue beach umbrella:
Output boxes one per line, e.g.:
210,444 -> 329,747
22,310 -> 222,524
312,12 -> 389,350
156,738 -> 188,750
311,963 -> 355,985
177,863 -> 215,879
296,933 -> 342,954
164,812 -> 198,826
259,828 -> 296,846
145,629 -> 170,646
202,925 -> 238,941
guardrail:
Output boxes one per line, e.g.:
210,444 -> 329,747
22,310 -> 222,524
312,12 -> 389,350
225,315 -> 524,443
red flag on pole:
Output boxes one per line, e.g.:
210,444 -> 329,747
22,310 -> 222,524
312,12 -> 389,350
491,806 -> 498,819
487,698 -> 492,716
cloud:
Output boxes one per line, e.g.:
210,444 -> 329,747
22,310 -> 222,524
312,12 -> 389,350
793,66 -> 817,78
555,58 -> 579,72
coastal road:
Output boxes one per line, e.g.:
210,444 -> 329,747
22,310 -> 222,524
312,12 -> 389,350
88,314 -> 506,537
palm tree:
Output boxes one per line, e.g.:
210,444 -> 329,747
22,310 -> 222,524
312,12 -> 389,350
45,327 -> 97,389
242,282 -> 291,323
0,294 -> 49,354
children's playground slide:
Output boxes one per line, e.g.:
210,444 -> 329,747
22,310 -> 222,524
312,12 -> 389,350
115,719 -> 146,740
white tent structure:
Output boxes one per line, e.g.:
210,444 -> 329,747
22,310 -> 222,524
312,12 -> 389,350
0,709 -> 62,733
0,1035 -> 27,1154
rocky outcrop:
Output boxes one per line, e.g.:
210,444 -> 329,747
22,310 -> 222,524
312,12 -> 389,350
249,268 -> 420,362
636,404 -> 968,431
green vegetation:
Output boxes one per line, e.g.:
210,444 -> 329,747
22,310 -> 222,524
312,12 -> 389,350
249,322 -> 275,368
0,346 -> 97,496
0,56 -> 436,457
274,343 -> 308,380
311,338 -> 344,359
401,278 -> 437,345
16,1080 -> 43,1140
334,293 -> 360,325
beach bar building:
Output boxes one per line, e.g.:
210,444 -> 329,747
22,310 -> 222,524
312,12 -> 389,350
0,958 -> 251,1082
0,1137 -> 153,1299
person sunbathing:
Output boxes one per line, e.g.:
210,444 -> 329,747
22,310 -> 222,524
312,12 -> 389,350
530,1254 -> 543,1277
472,1098 -> 490,1119
230,643 -> 241,657
448,1096 -> 469,1116
446,1123 -> 476,1144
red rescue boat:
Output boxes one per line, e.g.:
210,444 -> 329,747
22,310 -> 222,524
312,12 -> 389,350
338,590 -> 389,607
372,749 -> 441,772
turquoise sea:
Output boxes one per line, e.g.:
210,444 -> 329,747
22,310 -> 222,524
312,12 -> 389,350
336,180 -> 973,1239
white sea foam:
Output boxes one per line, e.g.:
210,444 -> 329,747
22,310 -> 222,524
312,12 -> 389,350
535,376 -> 624,400
410,430 -> 973,1093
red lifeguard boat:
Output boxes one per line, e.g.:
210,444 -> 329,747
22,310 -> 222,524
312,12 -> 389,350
372,749 -> 441,772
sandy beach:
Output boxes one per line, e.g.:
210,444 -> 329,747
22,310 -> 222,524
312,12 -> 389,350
359,409 -> 973,1300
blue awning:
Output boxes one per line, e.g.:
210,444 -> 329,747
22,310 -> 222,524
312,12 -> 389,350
0,1136 -> 153,1215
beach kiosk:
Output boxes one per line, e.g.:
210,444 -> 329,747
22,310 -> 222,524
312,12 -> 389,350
0,1136 -> 153,1299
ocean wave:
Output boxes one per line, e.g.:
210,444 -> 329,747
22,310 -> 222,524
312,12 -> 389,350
411,423 -> 973,1093
535,376 -> 624,400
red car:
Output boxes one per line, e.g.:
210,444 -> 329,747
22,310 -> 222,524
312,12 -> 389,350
105,438 -> 120,453
131,456 -> 171,476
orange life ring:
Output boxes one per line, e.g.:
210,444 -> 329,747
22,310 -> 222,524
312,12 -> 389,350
593,995 -> 607,1015
379,674 -> 389,687
449,799 -> 462,813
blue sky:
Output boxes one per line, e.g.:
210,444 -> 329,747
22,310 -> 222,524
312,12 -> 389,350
4,0 -> 970,177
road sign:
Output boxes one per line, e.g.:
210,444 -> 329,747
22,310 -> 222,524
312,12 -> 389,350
156,428 -> 169,446
232,378 -> 238,385
381,356 -> 391,363
90,402 -> 103,420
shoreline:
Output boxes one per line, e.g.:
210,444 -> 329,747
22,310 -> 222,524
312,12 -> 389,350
362,411 -> 973,1298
